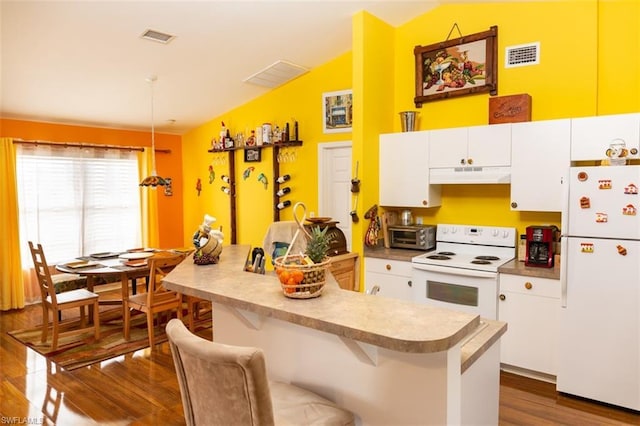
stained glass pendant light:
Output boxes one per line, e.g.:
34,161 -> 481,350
140,75 -> 168,187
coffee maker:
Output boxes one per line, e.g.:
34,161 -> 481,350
525,226 -> 556,268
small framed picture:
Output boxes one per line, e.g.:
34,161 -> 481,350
244,148 -> 262,163
323,89 -> 353,133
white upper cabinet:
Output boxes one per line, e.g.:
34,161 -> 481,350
379,131 -> 441,208
570,113 -> 640,161
511,119 -> 571,212
428,127 -> 468,168
429,123 -> 511,168
468,123 -> 512,167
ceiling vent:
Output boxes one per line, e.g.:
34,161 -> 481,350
243,60 -> 309,88
505,42 -> 540,68
141,29 -> 175,44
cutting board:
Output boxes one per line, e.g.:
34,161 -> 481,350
489,94 -> 531,124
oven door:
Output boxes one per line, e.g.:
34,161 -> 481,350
411,263 -> 499,319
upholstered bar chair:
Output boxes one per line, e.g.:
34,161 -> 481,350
166,319 -> 356,426
28,242 -> 100,350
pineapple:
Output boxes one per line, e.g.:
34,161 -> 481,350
303,226 -> 333,287
305,226 -> 331,263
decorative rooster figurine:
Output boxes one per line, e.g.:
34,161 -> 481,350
196,178 -> 202,196
364,204 -> 380,247
208,165 -> 215,183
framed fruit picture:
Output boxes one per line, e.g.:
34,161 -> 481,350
414,26 -> 498,107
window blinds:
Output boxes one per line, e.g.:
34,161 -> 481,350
16,144 -> 142,267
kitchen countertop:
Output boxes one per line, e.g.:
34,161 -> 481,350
363,245 -> 428,262
498,259 -> 561,280
164,244 -> 506,357
364,246 -> 561,280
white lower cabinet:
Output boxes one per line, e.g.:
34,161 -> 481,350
364,258 -> 413,302
498,273 -> 560,376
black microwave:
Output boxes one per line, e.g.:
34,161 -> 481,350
388,225 -> 436,250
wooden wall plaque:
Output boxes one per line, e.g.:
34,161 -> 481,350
489,93 -> 531,124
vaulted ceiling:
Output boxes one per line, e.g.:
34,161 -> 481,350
0,1 -> 508,134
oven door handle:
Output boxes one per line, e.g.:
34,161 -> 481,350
411,263 -> 496,278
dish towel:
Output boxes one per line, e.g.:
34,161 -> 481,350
262,221 -> 308,261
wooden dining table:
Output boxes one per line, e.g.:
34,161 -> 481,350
56,250 -> 190,319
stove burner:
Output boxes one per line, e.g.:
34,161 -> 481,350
438,251 -> 456,256
475,255 -> 500,261
427,255 -> 451,260
471,260 -> 492,265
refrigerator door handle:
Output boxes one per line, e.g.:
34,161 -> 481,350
560,236 -> 568,307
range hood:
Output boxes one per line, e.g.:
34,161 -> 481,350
430,166 -> 511,184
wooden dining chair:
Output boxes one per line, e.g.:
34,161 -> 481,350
123,253 -> 185,348
183,295 -> 211,332
28,241 -> 100,350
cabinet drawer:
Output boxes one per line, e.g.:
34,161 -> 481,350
330,258 -> 355,274
500,274 -> 560,298
365,258 -> 412,277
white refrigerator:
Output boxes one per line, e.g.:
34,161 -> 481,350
559,165 -> 640,410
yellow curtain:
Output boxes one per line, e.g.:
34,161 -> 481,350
0,138 -> 26,310
139,148 -> 160,248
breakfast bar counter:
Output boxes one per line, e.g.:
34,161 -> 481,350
164,244 -> 506,425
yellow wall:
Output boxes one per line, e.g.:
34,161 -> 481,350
181,0 -> 640,283
181,53 -> 353,251
387,0 -> 638,237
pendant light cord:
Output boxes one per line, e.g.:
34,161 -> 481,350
149,75 -> 157,175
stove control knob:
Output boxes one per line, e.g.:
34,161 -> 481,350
503,230 -> 510,238
492,229 -> 499,237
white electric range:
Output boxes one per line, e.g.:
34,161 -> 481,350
411,224 -> 517,319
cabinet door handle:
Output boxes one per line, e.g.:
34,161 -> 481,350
499,294 -> 506,301
467,158 -> 473,165
385,264 -> 391,271
460,158 -> 466,165
511,201 -> 518,208
525,282 -> 533,290
407,280 -> 412,287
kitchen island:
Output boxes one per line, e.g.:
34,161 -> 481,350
163,245 -> 506,425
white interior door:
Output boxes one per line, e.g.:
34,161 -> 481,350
318,142 -> 352,251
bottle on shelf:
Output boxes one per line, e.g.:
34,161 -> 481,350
221,175 -> 231,184
283,123 -> 290,142
276,174 -> 291,184
220,122 -> 227,143
276,187 -> 291,197
221,186 -> 231,195
276,200 -> 291,210
224,129 -> 234,149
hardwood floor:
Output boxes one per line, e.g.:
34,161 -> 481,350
2,304 -> 639,425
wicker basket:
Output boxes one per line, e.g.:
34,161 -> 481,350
274,255 -> 331,299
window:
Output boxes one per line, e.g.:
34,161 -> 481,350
16,144 -> 142,267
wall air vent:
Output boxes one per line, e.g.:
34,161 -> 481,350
243,60 -> 309,88
141,29 -> 175,44
505,42 -> 540,68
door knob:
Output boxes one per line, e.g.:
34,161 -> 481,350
525,282 -> 533,290
499,294 -> 506,301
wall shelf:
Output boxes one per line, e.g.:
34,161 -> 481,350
208,140 -> 303,241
